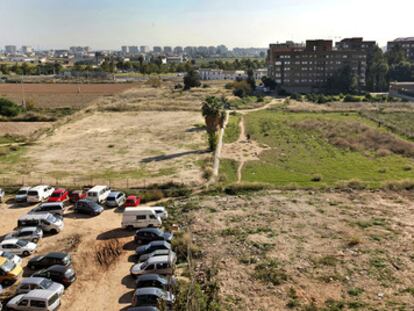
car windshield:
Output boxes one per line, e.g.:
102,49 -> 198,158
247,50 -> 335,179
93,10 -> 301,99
1,252 -> 13,260
1,259 -> 15,272
28,191 -> 38,196
51,193 -> 61,197
16,240 -> 29,247
40,278 -> 53,289
17,190 -> 28,195
107,196 -> 115,201
47,215 -> 57,223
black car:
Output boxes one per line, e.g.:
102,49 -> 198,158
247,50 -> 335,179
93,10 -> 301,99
135,241 -> 172,257
31,265 -> 76,287
28,252 -> 72,271
74,199 -> 104,216
134,228 -> 173,245
136,274 -> 176,290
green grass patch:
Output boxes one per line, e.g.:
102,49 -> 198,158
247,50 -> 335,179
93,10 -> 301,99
219,159 -> 238,183
361,111 -> 414,140
241,111 -> 414,187
223,113 -> 241,144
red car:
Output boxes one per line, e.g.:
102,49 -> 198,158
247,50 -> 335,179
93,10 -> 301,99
69,190 -> 87,203
48,188 -> 69,202
125,195 -> 142,207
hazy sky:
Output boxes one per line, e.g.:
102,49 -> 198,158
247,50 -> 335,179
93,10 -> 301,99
0,0 -> 413,50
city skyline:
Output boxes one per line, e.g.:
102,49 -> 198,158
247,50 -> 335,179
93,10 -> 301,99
0,0 -> 413,50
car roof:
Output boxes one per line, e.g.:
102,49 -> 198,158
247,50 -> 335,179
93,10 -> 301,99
137,228 -> 162,234
146,255 -> 172,264
30,185 -> 51,190
19,226 -> 39,232
40,202 -> 64,207
1,239 -> 19,244
108,191 -> 121,196
20,277 -> 49,286
127,195 -> 137,199
18,186 -> 31,191
19,213 -> 53,220
148,240 -> 170,247
23,289 -> 56,299
136,274 -> 167,283
146,249 -> 174,256
45,265 -> 68,272
53,188 -> 66,193
134,287 -> 166,297
44,252 -> 68,259
88,185 -> 109,192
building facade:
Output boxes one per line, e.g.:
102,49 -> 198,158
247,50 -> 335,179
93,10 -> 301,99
387,37 -> 414,62
267,40 -> 367,92
5,45 -> 17,55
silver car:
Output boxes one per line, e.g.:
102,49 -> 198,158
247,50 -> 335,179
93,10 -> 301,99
0,239 -> 37,256
0,188 -> 5,203
5,227 -> 43,243
130,255 -> 176,277
138,249 -> 176,263
0,251 -> 22,266
15,277 -> 64,297
106,191 -> 126,208
15,187 -> 30,203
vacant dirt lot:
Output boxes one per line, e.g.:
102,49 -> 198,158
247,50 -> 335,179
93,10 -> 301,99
0,83 -> 138,108
4,110 -> 208,186
0,122 -> 51,137
183,190 -> 414,310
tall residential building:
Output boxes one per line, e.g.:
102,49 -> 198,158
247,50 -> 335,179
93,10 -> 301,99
153,46 -> 162,53
217,45 -> 229,56
5,45 -> 17,55
267,40 -> 367,92
336,37 -> 376,52
163,46 -> 173,54
121,46 -> 128,55
387,37 -> 414,62
22,45 -> 34,55
140,46 -> 150,53
129,46 -> 139,55
174,46 -> 183,55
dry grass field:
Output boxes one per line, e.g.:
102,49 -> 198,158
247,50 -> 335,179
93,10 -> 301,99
0,122 -> 51,137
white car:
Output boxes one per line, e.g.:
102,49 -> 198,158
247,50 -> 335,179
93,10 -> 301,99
16,277 -> 64,297
27,185 -> 55,203
151,206 -> 168,220
0,239 -> 37,257
15,186 -> 31,203
0,251 -> 22,266
0,188 -> 5,203
7,289 -> 61,311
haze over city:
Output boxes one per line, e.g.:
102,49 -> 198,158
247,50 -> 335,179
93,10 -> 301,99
1,0 -> 413,49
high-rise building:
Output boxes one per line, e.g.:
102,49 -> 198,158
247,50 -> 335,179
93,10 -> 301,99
217,45 -> 229,56
129,46 -> 139,55
163,46 -> 173,54
121,46 -> 128,55
387,37 -> 414,62
174,46 -> 183,55
153,46 -> 162,53
267,40 -> 367,92
336,37 -> 376,52
140,46 -> 150,53
5,45 -> 17,55
22,45 -> 33,55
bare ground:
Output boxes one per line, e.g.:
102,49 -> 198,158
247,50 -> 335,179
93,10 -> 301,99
0,122 -> 52,137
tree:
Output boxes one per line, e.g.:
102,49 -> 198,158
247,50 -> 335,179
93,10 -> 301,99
201,96 -> 226,151
246,69 -> 256,91
366,46 -> 389,92
183,70 -> 201,90
262,76 -> 277,90
0,98 -> 23,117
232,80 -> 252,98
326,65 -> 359,94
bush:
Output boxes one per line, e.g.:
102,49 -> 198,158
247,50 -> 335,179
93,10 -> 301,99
0,98 -> 23,117
343,94 -> 360,102
254,259 -> 288,286
183,70 -> 201,90
290,93 -> 302,101
224,182 -> 270,195
232,80 -> 252,98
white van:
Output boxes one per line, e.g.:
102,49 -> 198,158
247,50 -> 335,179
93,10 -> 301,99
87,186 -> 111,204
122,208 -> 162,230
18,213 -> 64,234
27,186 -> 55,204
7,289 -> 61,311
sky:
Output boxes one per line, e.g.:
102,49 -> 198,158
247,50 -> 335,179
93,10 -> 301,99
0,0 -> 413,50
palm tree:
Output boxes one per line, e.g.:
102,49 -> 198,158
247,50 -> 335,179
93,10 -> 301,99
202,96 -> 226,151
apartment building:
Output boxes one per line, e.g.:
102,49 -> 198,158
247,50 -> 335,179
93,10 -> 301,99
387,37 -> 414,62
336,37 -> 376,52
5,45 -> 17,55
267,40 -> 367,92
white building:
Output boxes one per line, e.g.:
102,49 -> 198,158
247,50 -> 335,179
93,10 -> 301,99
199,69 -> 246,81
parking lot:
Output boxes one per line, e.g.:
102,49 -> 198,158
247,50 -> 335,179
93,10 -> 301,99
0,194 -> 144,310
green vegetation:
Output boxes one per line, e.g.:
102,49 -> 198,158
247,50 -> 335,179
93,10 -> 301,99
218,159 -> 238,183
183,69 -> 201,90
223,113 -> 241,144
201,96 -> 226,151
0,98 -> 23,117
254,259 -> 288,286
231,111 -> 414,187
291,93 -> 403,104
361,111 -> 414,140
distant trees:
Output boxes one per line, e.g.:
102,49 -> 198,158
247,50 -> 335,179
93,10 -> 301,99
326,65 -> 359,94
262,76 -> 277,90
0,98 -> 23,117
183,70 -> 201,90
198,58 -> 265,71
201,96 -> 227,151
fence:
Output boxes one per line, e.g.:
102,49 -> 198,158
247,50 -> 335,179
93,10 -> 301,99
0,175 -> 192,191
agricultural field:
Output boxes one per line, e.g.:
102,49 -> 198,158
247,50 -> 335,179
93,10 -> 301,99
221,109 -> 414,187
0,83 -> 138,109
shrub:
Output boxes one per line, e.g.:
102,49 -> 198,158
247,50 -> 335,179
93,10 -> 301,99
254,259 -> 288,285
311,175 -> 322,182
224,182 -> 270,195
290,93 -> 302,101
172,231 -> 202,263
183,70 -> 201,90
0,98 -> 23,117
343,94 -> 360,102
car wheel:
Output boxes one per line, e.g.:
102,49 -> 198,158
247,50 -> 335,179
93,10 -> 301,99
50,229 -> 58,235
2,279 -> 12,287
30,265 -> 37,270
23,251 -> 30,256
32,238 -> 39,243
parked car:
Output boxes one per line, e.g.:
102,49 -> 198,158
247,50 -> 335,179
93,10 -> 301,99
122,208 -> 162,230
106,191 -> 126,208
127,307 -> 160,311
0,256 -> 23,286
0,188 -> 5,203
18,213 -> 64,234
29,202 -> 66,216
151,206 -> 168,220
28,252 -> 72,271
125,195 -> 142,207
27,185 -> 55,203
6,289 -> 61,310
74,199 -> 104,216
15,277 -> 64,297
131,288 -> 174,309
15,187 -> 31,203
86,185 -> 111,204
31,265 -> 76,287
0,239 -> 37,256
48,188 -> 69,203
69,190 -> 87,203
134,228 -> 173,245
5,227 -> 43,243
135,274 -> 177,291
135,241 -> 172,258
137,250 -> 177,263
0,251 -> 22,266
130,255 -> 176,277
